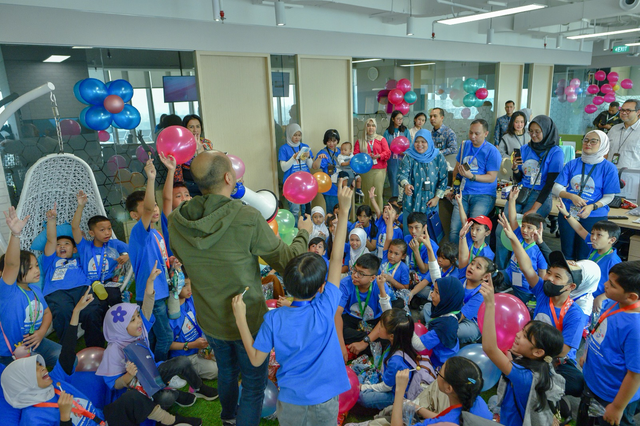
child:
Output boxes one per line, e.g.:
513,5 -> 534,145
231,185 -> 353,425
324,213 -> 337,258
309,237 -> 328,259
414,242 -> 459,299
369,187 -> 404,258
355,205 -> 378,252
0,207 -> 60,367
390,356 -> 491,426
72,190 -> 129,307
358,308 -> 436,410
337,142 -> 363,195
578,261 -> 640,426
160,152 -> 192,216
480,275 -> 565,426
456,196 -> 494,276
405,212 -> 440,280
310,206 -> 329,240
41,203 -> 104,348
343,228 -> 370,273
379,239 -> 410,292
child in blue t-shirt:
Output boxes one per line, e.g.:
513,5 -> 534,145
379,239 -> 410,292
355,204 -> 378,252
232,186 -> 353,423
369,189 -> 404,258
457,214 -> 494,279
41,203 -> 104,349
404,212 -> 439,280
412,242 -> 459,300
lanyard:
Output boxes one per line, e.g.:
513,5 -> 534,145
153,233 -> 170,278
606,112 -> 619,123
463,282 -> 482,304
469,243 -> 485,263
577,162 -> 598,197
290,300 -> 312,307
376,347 -> 391,370
549,297 -> 574,332
436,404 -> 463,419
513,240 -> 536,268
368,140 -> 375,154
35,388 -> 106,425
326,148 -> 338,166
18,286 -> 40,334
91,244 -> 107,283
409,243 -> 423,269
385,262 -> 400,278
589,248 -> 613,264
466,141 -> 486,167
442,266 -> 454,277
355,286 -> 373,319
591,301 -> 640,336
616,125 -> 635,155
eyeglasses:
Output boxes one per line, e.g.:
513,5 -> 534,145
619,108 -> 638,114
582,138 -> 600,145
528,130 -> 543,136
350,266 -> 375,278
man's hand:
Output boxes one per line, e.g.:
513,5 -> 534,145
298,214 -> 313,234
347,340 -> 368,355
77,190 -> 88,207
404,184 -> 414,196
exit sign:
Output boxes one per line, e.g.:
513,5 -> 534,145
613,45 -> 629,53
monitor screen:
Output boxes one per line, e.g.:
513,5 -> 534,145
163,76 -> 198,102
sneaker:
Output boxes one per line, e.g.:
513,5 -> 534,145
171,414 -> 202,426
221,420 -> 236,426
355,189 -> 364,196
195,384 -> 219,401
175,391 -> 197,407
168,375 -> 187,389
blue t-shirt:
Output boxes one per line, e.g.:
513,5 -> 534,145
584,300 -> 640,403
532,278 -> 586,361
278,143 -> 313,182
0,278 -> 49,357
458,234 -> 494,279
555,158 -> 620,217
585,235 -> 621,298
420,330 -> 459,369
0,365 -> 21,424
518,145 -> 564,190
317,147 -> 339,197
382,353 -> 413,394
501,363 -> 533,426
41,254 -> 90,296
415,396 -> 492,425
379,258 -> 410,288
505,228 -> 548,295
403,235 -> 439,278
77,238 -> 129,282
339,277 -> 392,320
461,279 -> 483,322
129,220 -> 170,302
254,283 -> 349,405
168,297 -> 202,358
423,266 -> 459,286
456,141 -> 501,195
375,217 -> 403,259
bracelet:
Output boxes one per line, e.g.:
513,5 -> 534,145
183,342 -> 190,351
11,233 -> 20,238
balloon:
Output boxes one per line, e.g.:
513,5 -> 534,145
439,94 -> 447,100
60,119 -> 81,137
107,79 -> 134,103
388,89 -> 404,105
558,78 -> 566,87
136,145 -> 156,163
593,96 -> 604,106
283,171 -> 318,205
280,228 -> 297,245
570,78 -> 581,87
377,90 -> 390,105
607,72 -> 619,84
103,94 -> 124,114
604,93 -> 616,103
314,171 -> 332,193
396,78 -> 412,94
390,136 -> 410,154
238,380 -> 278,418
621,79 -> 634,89
601,84 -> 613,94
448,89 -> 459,100
478,294 -> 531,352
452,78 -> 464,90
268,218 -> 279,235
594,70 -> 606,81
350,153 -> 373,174
338,366 -> 360,415
414,322 -> 427,336
463,93 -> 477,107
112,104 -> 141,129
227,154 -> 246,179
404,90 -> 417,104
475,88 -> 488,100
463,78 -> 477,93
156,125 -> 197,165
555,87 -> 564,96
396,101 -> 410,115
106,155 -> 127,176
275,209 -> 296,233
453,96 -> 464,108
78,107 -> 90,129
564,86 -> 576,95
98,130 -> 110,142
567,93 -> 578,103
79,78 -> 108,106
76,347 -> 105,372
475,79 -> 487,89
474,97 -> 484,108
461,108 -> 471,119
385,79 -> 397,90
587,84 -> 599,95
585,104 -> 598,114
500,228 -> 514,251
437,88 -> 444,95
73,80 -> 89,105
458,344 -> 501,392
575,87 -> 584,96
613,84 -> 620,92
84,106 -> 112,131
266,299 -> 278,308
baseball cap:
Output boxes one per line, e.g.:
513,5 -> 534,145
549,251 -> 583,288
468,215 -> 493,232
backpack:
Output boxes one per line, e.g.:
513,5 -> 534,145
391,351 -> 436,400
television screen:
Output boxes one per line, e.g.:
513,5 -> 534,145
163,76 -> 198,102
272,72 -> 290,97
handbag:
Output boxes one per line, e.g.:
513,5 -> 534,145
123,342 -> 165,397
427,210 -> 444,243
516,150 -> 549,206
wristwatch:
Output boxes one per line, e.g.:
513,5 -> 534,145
363,335 -> 371,344
471,175 -> 477,182
183,342 -> 190,351
592,203 -> 599,210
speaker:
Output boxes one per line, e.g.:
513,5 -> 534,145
231,182 -> 279,222
620,0 -> 640,11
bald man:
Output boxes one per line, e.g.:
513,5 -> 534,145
168,151 -> 313,426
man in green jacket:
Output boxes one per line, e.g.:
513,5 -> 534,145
168,151 -> 312,426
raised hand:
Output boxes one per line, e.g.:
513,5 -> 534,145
556,200 -> 569,217
368,186 -> 376,200
459,220 -> 472,239
231,294 -> 247,319
3,207 -> 30,237
144,158 -> 157,180
74,287 -> 94,313
509,185 -> 520,200
77,190 -> 88,206
497,212 -> 517,242
158,152 -> 177,171
45,202 -> 57,221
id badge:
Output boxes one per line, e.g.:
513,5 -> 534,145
512,272 -> 523,288
612,153 -> 620,165
52,267 -> 67,281
569,204 -> 580,218
372,159 -> 378,165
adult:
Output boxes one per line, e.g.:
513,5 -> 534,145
449,119 -> 501,243
168,152 -> 312,426
553,130 -> 620,260
494,100 -> 515,144
497,111 -> 530,158
593,101 -> 622,134
278,123 -> 313,218
607,99 -> 640,169
355,118 -> 391,209
495,115 -> 564,269
177,114 -> 214,195
312,128 -> 341,211
409,112 -> 427,142
429,108 -> 458,156
383,111 -> 410,198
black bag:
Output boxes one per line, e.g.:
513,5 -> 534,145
516,150 -> 549,206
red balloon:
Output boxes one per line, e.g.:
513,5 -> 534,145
585,104 -> 598,114
388,89 -> 404,105
156,125 -> 197,165
414,322 -> 427,336
594,70 -> 607,81
60,119 -> 81,137
338,366 -> 359,414
98,130 -> 110,142
103,94 -> 125,114
564,86 -> 576,96
396,78 -> 412,94
478,294 -> 531,352
76,347 -> 105,372
283,171 -> 318,205
266,299 -> 278,308
475,88 -> 488,100
396,101 -> 410,115
390,136 -> 410,154
621,79 -> 634,90
604,93 -> 616,103
385,79 -> 397,90
567,93 -> 578,103
608,72 -> 619,84
587,84 -> 600,95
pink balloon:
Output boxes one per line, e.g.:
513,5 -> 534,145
266,299 -> 278,308
461,108 -> 471,119
396,78 -> 412,94
558,94 -> 567,103
156,125 -> 197,165
60,119 -> 81,137
604,93 -> 616,103
570,78 -> 581,87
388,89 -> 404,105
567,93 -> 578,103
608,72 -> 619,84
595,70 -> 607,82
396,101 -> 410,115
283,171 -> 318,205
136,145 -> 156,164
98,130 -> 110,142
585,104 -> 598,114
76,347 -> 105,372
103,94 -> 124,114
478,294 -> 531,352
593,96 -> 605,106
475,88 -> 488,100
587,84 -> 600,95
601,84 -> 613,94
338,366 -> 360,415
621,79 -> 634,90
385,79 -> 397,90
107,155 -> 127,172
377,90 -> 390,104
385,102 -> 394,114
227,154 -> 245,179
564,86 -> 576,95
390,136 -> 410,154
414,322 -> 427,337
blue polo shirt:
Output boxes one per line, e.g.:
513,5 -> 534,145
585,235 -> 621,298
339,277 -> 392,321
457,141 -> 501,195
77,238 -> 129,283
506,228 -> 548,295
403,235 -> 439,278
278,143 -> 313,182
41,254 -> 91,296
518,145 -> 564,190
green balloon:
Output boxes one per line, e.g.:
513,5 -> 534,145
452,78 -> 464,90
500,229 -> 513,251
453,97 -> 464,108
476,79 -> 487,89
474,97 -> 485,108
276,209 -> 295,233
280,228 -> 298,245
463,78 -> 477,93
463,93 -> 477,107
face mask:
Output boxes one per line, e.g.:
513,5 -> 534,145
543,280 -> 566,298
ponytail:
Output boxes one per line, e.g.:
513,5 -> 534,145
381,308 -> 417,368
476,256 -> 508,292
442,357 -> 484,426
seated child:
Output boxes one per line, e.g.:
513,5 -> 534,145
404,212 -> 440,283
355,205 -> 378,252
369,188 -> 404,258
456,204 -> 494,280
72,190 -> 129,307
337,142 -> 363,195
379,239 -> 410,293
310,206 -> 330,240
309,237 -> 329,267
41,203 -> 104,348
0,207 -> 60,367
343,228 -> 370,273
231,185 -> 353,424
387,197 -> 403,229
324,213 -> 337,258
412,241 -> 459,300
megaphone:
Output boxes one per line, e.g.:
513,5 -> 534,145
231,182 -> 278,222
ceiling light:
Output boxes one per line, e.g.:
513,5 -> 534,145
213,0 -> 221,21
400,62 -> 436,67
487,1 -> 507,5
352,58 -> 382,64
275,1 -> 286,26
567,27 -> 640,40
407,16 -> 416,36
556,35 -> 563,49
438,4 -> 546,25
626,41 -> 640,46
43,55 -> 70,63
72,46 -> 92,49
487,28 -> 494,44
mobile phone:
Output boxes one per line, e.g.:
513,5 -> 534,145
513,148 -> 521,158
298,146 -> 310,159
462,163 -> 471,171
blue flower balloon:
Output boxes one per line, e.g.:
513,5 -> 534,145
79,78 -> 108,106
85,106 -> 112,131
112,104 -> 141,129
107,79 -> 134,103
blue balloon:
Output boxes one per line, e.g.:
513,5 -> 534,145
112,104 -> 141,129
79,78 -> 108,106
463,93 -> 477,107
476,79 -> 487,89
73,80 -> 89,105
238,380 -> 279,418
78,106 -> 91,128
351,153 -> 373,174
458,344 -> 502,392
474,97 -> 484,108
231,182 -> 246,199
84,106 -> 112,131
107,79 -> 134,103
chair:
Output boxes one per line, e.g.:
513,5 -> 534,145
560,144 -> 576,164
498,157 -> 513,182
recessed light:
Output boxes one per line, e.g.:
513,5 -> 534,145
72,46 -> 92,49
352,59 -> 383,64
438,4 -> 546,25
400,62 -> 435,67
567,28 -> 640,40
43,55 -> 70,63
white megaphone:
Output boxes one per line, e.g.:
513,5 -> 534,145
231,182 -> 279,222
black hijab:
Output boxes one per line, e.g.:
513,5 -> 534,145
528,115 -> 559,156
429,276 -> 465,349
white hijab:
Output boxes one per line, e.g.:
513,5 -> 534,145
570,259 -> 601,316
1,355 -> 55,409
581,130 -> 610,165
349,228 -> 370,269
286,124 -> 302,148
310,206 -> 329,240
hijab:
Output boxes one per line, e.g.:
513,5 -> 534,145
529,115 -> 559,156
286,124 -> 302,148
581,130 -> 610,165
1,354 -> 55,409
348,228 -> 370,269
96,303 -> 150,377
428,276 -> 465,349
405,129 -> 439,163
570,260 -> 601,316
310,206 -> 329,240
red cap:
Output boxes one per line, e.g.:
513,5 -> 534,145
468,215 -> 493,231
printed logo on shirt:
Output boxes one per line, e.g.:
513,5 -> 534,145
377,233 -> 387,258
69,396 -> 93,425
570,175 -> 596,199
52,258 -> 80,281
23,299 -> 44,334
523,159 -> 542,186
349,303 -> 375,320
462,155 -> 480,173
87,246 -> 119,275
592,317 -> 608,345
181,312 -> 200,342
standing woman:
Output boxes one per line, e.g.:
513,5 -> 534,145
313,129 -> 341,211
497,111 -> 530,158
553,130 -> 620,260
278,123 -> 314,218
383,111 -> 410,199
178,114 -> 214,195
355,118 -> 391,209
409,112 -> 427,142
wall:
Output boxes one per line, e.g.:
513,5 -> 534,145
529,64 -> 554,117
494,63 -> 524,126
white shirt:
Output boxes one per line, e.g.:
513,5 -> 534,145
608,119 -> 640,170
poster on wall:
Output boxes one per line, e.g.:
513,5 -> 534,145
272,72 -> 290,97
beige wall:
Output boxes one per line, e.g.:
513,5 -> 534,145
494,63 -> 524,129
529,64 -> 555,117
195,51 -> 278,193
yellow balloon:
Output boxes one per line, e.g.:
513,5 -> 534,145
613,84 -> 621,91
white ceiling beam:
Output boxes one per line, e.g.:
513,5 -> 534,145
513,0 -> 624,31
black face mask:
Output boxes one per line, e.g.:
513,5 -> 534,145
543,280 -> 566,298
